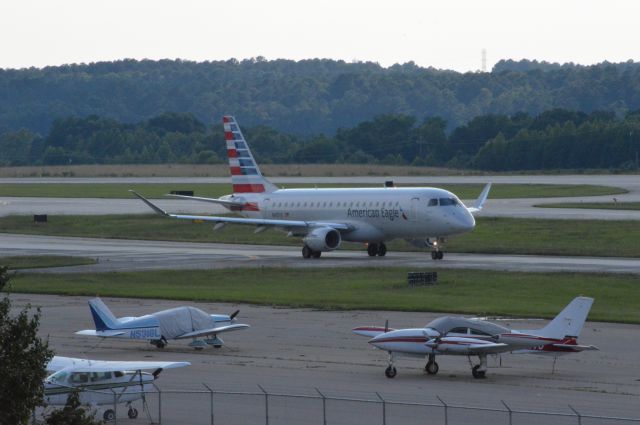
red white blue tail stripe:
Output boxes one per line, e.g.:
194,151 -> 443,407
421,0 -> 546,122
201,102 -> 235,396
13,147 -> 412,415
223,115 -> 276,194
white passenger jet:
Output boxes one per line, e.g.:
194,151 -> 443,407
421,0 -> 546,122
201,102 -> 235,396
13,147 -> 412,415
76,297 -> 249,350
44,356 -> 189,421
132,115 -> 491,260
353,296 -> 598,379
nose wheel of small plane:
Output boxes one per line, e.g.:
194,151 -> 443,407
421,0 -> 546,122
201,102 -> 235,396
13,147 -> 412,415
425,361 -> 439,375
127,407 -> 139,419
385,365 -> 397,378
431,250 -> 444,260
103,409 -> 116,422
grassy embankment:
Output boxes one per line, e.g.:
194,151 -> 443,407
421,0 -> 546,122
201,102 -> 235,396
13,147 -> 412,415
1,214 -> 639,257
10,267 -> 640,323
0,183 -> 627,199
0,256 -> 96,269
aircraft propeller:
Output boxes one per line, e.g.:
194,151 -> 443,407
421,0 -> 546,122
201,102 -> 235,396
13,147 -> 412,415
230,310 -> 240,320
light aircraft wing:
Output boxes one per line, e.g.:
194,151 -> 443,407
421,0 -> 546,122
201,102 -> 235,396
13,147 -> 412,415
49,358 -> 190,375
466,183 -> 492,214
131,191 -> 354,231
551,343 -> 599,351
466,342 -> 509,353
75,329 -> 126,337
352,326 -> 395,338
174,323 -> 250,340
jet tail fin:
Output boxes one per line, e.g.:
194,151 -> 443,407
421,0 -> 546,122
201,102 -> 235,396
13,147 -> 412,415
532,297 -> 594,340
467,183 -> 491,213
223,115 -> 278,194
88,298 -> 120,331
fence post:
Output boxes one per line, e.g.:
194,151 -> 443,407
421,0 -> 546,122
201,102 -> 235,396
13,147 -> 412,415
437,396 -> 448,425
203,384 -> 215,425
569,405 -> 581,425
501,400 -> 512,425
156,385 -> 162,425
111,388 -> 118,425
315,388 -> 327,425
375,392 -> 386,425
258,384 -> 269,425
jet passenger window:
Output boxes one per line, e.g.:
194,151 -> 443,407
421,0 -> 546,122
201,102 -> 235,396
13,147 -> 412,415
428,199 -> 438,207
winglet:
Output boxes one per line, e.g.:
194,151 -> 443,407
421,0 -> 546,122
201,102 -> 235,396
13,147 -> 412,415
130,190 -> 169,216
468,183 -> 491,213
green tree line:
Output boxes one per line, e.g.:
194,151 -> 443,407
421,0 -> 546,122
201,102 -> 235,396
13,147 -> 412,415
1,58 -> 640,136
1,109 -> 639,171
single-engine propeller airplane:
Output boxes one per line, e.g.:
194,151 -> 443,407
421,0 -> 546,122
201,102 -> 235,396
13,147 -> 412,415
76,298 -> 249,350
44,356 -> 189,421
353,296 -> 598,379
131,115 -> 491,260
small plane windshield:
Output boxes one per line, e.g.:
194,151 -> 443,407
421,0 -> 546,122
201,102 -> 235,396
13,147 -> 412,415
47,370 -> 68,384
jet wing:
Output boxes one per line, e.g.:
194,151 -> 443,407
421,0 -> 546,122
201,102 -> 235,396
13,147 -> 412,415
165,194 -> 245,207
75,329 -> 126,337
131,191 -> 353,231
466,183 -> 492,214
174,323 -> 250,340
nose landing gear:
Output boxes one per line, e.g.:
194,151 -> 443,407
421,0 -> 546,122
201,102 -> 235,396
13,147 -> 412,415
384,351 -> 397,378
430,250 -> 444,260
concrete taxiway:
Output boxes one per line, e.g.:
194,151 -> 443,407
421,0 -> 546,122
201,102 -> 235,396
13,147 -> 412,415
17,294 -> 640,424
3,233 -> 640,274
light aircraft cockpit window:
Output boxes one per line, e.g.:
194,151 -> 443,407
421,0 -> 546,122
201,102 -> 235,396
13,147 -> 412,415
470,329 -> 491,336
114,371 -> 124,378
449,327 -> 468,334
90,372 -> 112,382
439,198 -> 459,206
427,199 -> 438,207
69,372 -> 89,384
48,371 -> 68,384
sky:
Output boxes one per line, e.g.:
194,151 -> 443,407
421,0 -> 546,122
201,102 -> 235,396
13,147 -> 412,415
1,0 -> 639,72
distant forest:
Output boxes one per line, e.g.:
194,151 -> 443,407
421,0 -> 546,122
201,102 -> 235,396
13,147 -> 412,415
2,109 -> 639,171
2,58 -> 640,136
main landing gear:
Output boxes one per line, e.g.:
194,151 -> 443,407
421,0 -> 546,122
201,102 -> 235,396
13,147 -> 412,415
367,242 -> 387,257
471,354 -> 488,379
302,245 -> 322,259
431,250 -> 444,260
151,337 -> 168,349
425,353 -> 439,375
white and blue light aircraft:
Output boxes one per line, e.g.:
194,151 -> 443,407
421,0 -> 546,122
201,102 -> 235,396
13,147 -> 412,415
44,356 -> 189,421
132,115 -> 491,260
76,298 -> 249,350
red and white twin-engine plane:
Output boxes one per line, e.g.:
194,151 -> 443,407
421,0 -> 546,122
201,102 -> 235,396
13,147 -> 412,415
353,296 -> 598,379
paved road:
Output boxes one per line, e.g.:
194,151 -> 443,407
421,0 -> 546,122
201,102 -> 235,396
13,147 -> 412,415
17,294 -> 640,424
3,234 -> 640,274
2,175 -> 640,219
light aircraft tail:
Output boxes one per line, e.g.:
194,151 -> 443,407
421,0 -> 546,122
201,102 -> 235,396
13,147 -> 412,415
223,115 -> 278,194
530,297 -> 594,340
88,298 -> 120,331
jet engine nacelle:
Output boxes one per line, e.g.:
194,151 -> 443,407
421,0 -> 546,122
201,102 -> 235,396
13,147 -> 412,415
303,227 -> 341,252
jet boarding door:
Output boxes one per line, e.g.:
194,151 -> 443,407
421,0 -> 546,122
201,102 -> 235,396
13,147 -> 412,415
410,197 -> 420,221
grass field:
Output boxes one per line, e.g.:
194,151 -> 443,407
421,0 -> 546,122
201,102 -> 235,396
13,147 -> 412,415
0,255 -> 96,269
10,267 -> 640,323
537,202 -> 640,211
0,183 -> 627,199
1,214 -> 639,258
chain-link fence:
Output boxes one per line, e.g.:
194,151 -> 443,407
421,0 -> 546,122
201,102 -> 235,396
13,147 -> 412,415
35,384 -> 640,425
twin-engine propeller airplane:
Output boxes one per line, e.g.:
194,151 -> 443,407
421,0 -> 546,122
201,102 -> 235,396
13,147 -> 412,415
44,356 -> 189,422
353,296 -> 598,379
76,298 -> 249,350
131,115 -> 491,260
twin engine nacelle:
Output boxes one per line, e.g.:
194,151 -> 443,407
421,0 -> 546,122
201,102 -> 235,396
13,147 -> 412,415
303,227 -> 341,252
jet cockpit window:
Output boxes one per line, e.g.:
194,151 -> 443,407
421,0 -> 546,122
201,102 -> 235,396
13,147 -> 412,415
427,198 -> 438,207
439,198 -> 459,206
